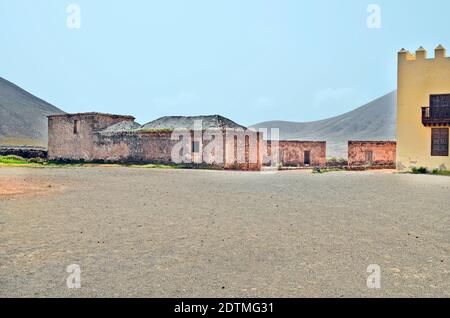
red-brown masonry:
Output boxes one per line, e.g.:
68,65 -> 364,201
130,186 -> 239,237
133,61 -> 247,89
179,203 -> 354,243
97,129 -> 263,171
48,113 -> 263,170
348,141 -> 397,167
48,113 -> 330,170
264,141 -> 327,167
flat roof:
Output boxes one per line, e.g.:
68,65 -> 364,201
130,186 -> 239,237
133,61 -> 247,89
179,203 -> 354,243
265,140 -> 326,144
48,112 -> 135,120
348,140 -> 396,144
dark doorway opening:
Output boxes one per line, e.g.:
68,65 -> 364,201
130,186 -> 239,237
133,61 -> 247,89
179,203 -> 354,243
304,151 -> 311,166
365,150 -> 373,163
191,141 -> 200,153
73,120 -> 79,134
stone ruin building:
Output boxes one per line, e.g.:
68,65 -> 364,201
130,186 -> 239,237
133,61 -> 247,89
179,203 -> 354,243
348,141 -> 397,168
47,112 -> 327,171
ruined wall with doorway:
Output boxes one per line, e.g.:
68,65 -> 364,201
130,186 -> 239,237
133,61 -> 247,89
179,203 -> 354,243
48,113 -> 264,170
348,141 -> 396,168
264,141 -> 326,167
93,129 -> 263,170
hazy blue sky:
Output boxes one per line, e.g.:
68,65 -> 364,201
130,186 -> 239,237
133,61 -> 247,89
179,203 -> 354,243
1,0 -> 450,125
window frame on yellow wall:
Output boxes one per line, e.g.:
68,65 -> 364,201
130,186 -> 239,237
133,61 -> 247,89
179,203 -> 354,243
431,127 -> 449,157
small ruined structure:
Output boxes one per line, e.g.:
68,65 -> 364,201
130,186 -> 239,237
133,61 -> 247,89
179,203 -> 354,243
47,112 -> 327,171
266,140 -> 326,167
348,141 -> 396,168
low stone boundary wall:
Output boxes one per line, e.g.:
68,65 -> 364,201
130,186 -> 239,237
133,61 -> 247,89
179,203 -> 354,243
0,147 -> 48,159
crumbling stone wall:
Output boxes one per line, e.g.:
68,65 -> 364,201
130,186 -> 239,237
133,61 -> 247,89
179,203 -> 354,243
348,141 -> 396,168
0,147 -> 47,159
223,130 -> 263,171
264,141 -> 327,167
48,113 -> 263,170
94,130 -> 263,170
94,131 -> 179,164
48,113 -> 135,161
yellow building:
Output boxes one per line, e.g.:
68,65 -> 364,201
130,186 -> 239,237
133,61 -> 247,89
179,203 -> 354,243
397,45 -> 450,172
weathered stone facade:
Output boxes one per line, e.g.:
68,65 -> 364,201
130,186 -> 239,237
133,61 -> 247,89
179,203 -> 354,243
279,141 -> 327,167
97,129 -> 264,171
264,140 -> 327,167
48,113 -> 135,161
48,113 -> 329,171
348,141 -> 396,168
48,113 -> 264,170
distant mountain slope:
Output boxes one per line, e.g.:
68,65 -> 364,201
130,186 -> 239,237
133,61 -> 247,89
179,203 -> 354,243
251,91 -> 397,158
0,77 -> 64,147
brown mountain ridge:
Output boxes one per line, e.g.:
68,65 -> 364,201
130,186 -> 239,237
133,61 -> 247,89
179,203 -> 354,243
0,77 -> 64,147
251,91 -> 397,158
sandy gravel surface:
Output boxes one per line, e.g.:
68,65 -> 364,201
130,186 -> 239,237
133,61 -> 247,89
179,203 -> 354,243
0,167 -> 449,297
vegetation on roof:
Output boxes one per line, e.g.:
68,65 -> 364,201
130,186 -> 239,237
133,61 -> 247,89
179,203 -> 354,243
137,128 -> 174,133
101,121 -> 142,133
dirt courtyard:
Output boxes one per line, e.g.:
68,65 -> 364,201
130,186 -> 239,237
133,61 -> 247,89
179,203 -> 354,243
0,166 -> 449,297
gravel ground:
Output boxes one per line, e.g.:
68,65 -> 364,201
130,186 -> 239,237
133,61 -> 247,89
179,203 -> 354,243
0,167 -> 449,298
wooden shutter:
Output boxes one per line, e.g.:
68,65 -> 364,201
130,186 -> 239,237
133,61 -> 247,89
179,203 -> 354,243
431,128 -> 449,156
